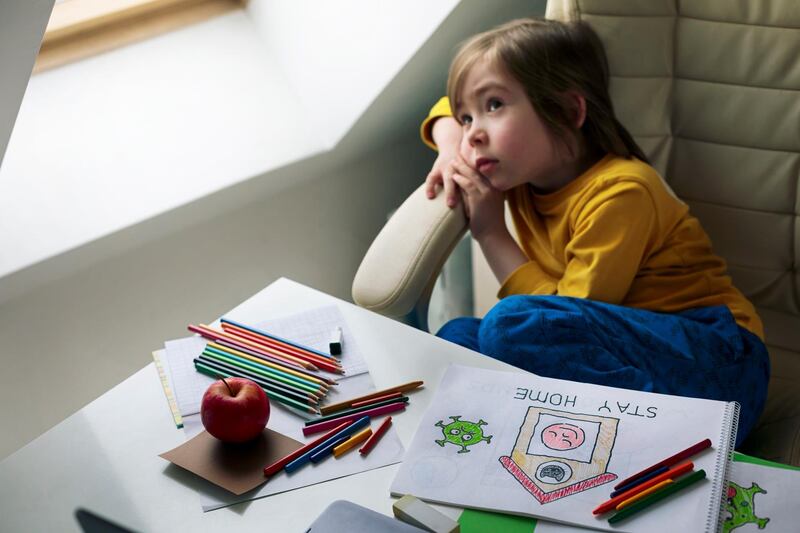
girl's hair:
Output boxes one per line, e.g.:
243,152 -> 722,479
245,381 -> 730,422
447,18 -> 649,163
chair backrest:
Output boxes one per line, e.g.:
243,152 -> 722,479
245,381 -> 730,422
547,0 -> 800,462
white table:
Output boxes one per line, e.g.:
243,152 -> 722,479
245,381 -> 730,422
0,278 -> 527,532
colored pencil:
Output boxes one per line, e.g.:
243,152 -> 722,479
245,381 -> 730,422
616,479 -> 673,510
220,322 -> 343,372
193,323 -> 315,369
359,416 -> 392,456
201,348 -> 324,394
350,391 -> 403,408
206,342 -> 330,389
319,380 -> 424,415
189,324 -> 317,370
309,435 -> 350,463
303,401 -> 406,436
333,427 -> 372,458
221,322 -> 341,367
305,396 -> 408,426
610,465 -> 669,497
607,469 -> 706,524
210,338 -> 306,371
221,316 -> 336,359
264,420 -> 353,477
194,361 -> 319,414
214,339 -> 337,385
613,438 -> 710,490
285,416 -> 371,473
593,461 -> 695,515
195,356 -> 320,404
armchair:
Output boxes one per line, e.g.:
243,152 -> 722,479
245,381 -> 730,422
352,0 -> 800,465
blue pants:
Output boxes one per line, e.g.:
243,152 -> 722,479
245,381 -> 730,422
436,295 -> 769,447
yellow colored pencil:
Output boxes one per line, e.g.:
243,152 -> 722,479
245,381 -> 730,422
333,427 -> 373,458
616,479 -> 673,510
208,341 -> 328,391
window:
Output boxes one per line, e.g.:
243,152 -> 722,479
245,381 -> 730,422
36,0 -> 244,73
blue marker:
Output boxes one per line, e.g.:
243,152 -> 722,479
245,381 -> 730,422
610,466 -> 669,497
310,435 -> 349,463
285,416 -> 371,474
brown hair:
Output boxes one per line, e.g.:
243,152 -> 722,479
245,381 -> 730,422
447,18 -> 648,163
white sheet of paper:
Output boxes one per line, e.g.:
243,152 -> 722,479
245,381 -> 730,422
724,458 -> 800,532
162,305 -> 404,511
391,364 -> 736,533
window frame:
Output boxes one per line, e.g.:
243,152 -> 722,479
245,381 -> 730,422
36,0 -> 245,73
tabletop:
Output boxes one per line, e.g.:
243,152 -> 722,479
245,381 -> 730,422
0,278 -> 524,532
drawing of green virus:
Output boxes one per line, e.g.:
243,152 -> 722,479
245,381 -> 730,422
723,481 -> 770,533
435,416 -> 492,453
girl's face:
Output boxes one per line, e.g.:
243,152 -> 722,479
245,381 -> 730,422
455,57 -> 581,193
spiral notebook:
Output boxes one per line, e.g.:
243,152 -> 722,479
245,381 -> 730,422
391,364 -> 738,532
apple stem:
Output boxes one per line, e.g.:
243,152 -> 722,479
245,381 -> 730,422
219,376 -> 234,396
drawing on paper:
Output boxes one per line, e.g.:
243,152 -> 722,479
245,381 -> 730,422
723,481 -> 770,532
499,407 -> 619,504
435,416 -> 492,453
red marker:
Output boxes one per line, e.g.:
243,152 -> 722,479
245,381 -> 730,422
613,438 -> 711,490
359,416 -> 393,456
263,420 -> 352,478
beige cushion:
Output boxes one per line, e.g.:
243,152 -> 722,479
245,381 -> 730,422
548,0 -> 800,465
353,0 -> 800,465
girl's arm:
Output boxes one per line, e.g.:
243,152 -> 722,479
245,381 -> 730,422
447,158 -> 528,285
425,116 -> 463,207
476,227 -> 529,285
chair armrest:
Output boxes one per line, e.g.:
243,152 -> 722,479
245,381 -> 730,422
352,183 -> 467,326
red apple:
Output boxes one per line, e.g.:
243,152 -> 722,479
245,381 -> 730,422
201,377 -> 270,443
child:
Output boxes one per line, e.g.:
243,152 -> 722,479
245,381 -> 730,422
421,18 -> 769,446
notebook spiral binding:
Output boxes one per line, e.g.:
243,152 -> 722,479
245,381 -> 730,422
709,401 -> 741,533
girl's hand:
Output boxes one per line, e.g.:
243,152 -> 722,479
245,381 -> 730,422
448,156 -> 505,240
424,117 -> 463,208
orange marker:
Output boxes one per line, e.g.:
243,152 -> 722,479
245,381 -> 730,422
616,479 -> 673,510
592,461 -> 694,515
333,427 -> 373,458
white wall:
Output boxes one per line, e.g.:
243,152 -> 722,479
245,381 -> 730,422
246,0 -> 457,148
0,2 -> 459,298
0,0 -> 542,461
0,0 -> 54,170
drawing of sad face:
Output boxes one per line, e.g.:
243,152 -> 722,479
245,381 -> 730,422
542,423 -> 585,451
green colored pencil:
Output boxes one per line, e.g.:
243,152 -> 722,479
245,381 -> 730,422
608,469 -> 707,524
204,344 -> 326,390
202,348 -> 322,394
195,361 -> 319,415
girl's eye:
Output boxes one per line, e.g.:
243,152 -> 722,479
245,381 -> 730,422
488,98 -> 502,112
460,114 -> 473,125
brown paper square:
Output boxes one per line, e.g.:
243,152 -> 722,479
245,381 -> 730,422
160,428 -> 303,495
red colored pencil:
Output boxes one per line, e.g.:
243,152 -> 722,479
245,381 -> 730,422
220,322 -> 338,364
359,416 -> 393,456
189,324 -> 316,370
613,438 -> 710,490
263,420 -> 353,478
221,325 -> 343,374
302,402 -> 406,436
593,461 -> 695,515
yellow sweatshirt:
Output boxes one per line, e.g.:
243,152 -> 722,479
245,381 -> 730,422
422,97 -> 764,340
